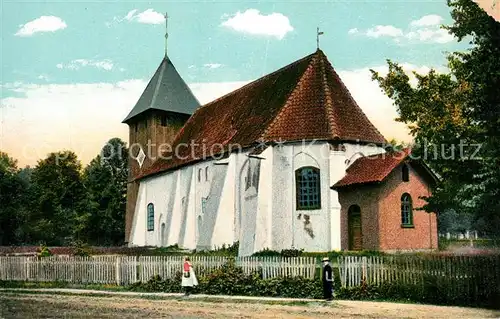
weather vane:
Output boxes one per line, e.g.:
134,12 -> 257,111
317,27 -> 324,50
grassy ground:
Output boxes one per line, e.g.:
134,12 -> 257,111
1,290 -> 499,319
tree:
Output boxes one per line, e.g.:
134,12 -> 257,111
81,138 -> 128,245
30,151 -> 87,245
371,0 -> 500,236
0,152 -> 29,245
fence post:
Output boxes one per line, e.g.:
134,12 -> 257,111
362,257 -> 367,283
115,256 -> 121,285
25,257 -> 30,281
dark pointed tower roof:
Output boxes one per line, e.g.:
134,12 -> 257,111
122,57 -> 200,123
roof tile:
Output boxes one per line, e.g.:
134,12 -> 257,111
137,50 -> 387,179
332,148 -> 412,188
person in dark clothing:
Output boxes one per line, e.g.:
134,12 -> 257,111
321,257 -> 334,301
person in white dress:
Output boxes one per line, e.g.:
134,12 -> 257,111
181,256 -> 198,296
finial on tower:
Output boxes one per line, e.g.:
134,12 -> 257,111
164,12 -> 169,57
316,27 -> 324,50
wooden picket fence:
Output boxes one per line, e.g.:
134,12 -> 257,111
0,255 -> 317,285
338,254 -> 500,302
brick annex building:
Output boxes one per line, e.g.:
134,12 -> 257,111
122,45 -> 439,255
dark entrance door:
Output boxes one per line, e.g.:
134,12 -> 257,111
348,205 -> 362,250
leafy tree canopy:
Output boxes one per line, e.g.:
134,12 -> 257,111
371,0 -> 500,236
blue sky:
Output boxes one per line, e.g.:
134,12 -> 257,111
1,0 -> 470,167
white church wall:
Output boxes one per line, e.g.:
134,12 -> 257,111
128,141 -> 388,252
233,152 -> 248,243
193,161 -> 212,248
198,159 -> 229,250
176,166 -> 194,247
238,156 -> 261,256
291,143 -> 331,252
180,170 -> 197,249
143,175 -> 168,246
129,183 -> 147,246
167,168 -> 186,245
163,171 -> 179,247
254,147 -> 274,252
266,142 -> 333,254
271,145 -> 294,251
211,155 -> 237,249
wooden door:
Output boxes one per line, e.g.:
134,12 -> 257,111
348,205 -> 362,251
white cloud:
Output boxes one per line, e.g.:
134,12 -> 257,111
349,14 -> 454,44
56,59 -> 114,71
406,28 -> 454,44
37,75 -> 49,81
190,81 -> 249,104
107,9 -> 165,26
15,16 -> 67,37
366,25 -> 404,38
124,9 -> 165,24
203,63 -> 223,69
410,14 -> 442,27
124,10 -> 138,21
221,9 -> 293,40
188,65 -> 196,69
0,80 -> 248,166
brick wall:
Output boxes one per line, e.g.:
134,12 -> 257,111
337,162 -> 438,251
338,184 -> 380,250
378,163 -> 438,250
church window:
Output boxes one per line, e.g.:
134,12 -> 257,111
401,193 -> 413,227
144,119 -> 148,129
160,114 -> 168,126
198,168 -> 202,182
147,203 -> 154,231
205,167 -> 209,181
402,164 -> 409,182
295,167 -> 321,210
135,123 -> 138,133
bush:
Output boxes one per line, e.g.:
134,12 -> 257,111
37,244 -> 52,257
126,258 -> 500,310
128,258 -> 324,299
71,240 -> 93,257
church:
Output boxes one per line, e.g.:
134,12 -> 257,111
122,36 -> 439,256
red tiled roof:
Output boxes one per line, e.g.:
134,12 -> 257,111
137,49 -> 387,180
332,148 -> 412,188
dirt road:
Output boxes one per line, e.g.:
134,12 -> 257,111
0,292 -> 499,318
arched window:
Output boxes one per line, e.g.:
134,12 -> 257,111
402,164 -> 409,182
205,166 -> 209,181
295,166 -> 321,210
198,168 -> 202,182
147,203 -> 154,231
401,193 -> 413,226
